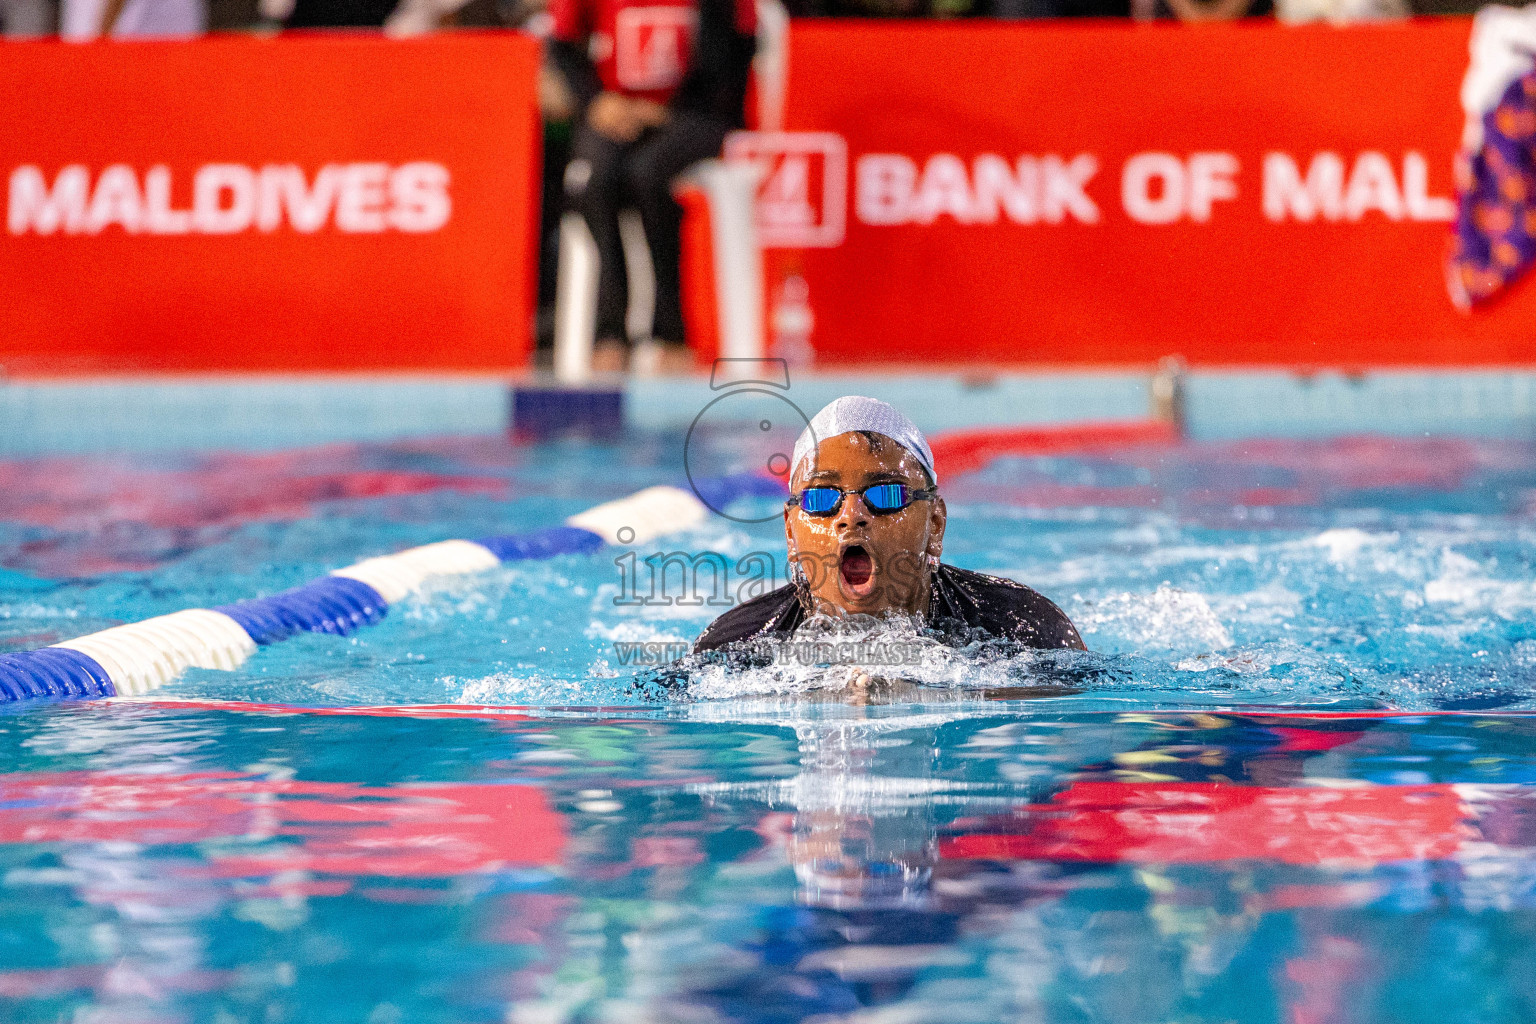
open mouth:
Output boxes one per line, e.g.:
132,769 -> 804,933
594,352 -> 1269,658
839,545 -> 875,595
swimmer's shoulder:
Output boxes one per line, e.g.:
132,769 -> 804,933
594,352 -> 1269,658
692,584 -> 804,654
934,564 -> 1086,651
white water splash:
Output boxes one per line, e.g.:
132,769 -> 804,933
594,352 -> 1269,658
1073,584 -> 1233,654
1312,527 -> 1379,563
453,670 -> 611,705
1424,548 -> 1536,617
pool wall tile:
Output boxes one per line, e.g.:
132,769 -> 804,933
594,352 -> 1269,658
5,369 -> 1536,456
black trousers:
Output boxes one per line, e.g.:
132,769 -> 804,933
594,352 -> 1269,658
565,112 -> 729,346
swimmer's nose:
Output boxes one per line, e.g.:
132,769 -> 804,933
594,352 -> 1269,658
835,494 -> 870,530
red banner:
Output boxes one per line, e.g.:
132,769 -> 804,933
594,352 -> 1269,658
747,18 -> 1536,368
0,34 -> 540,375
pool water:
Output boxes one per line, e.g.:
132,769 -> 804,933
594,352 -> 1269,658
5,427 -> 1536,1022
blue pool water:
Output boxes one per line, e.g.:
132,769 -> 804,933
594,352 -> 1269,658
6,422 -> 1536,1021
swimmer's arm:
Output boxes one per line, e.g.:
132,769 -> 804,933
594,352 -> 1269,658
1058,619 -> 1088,651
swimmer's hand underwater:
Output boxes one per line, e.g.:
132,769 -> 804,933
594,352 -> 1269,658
839,667 -> 1083,706
845,666 -> 874,704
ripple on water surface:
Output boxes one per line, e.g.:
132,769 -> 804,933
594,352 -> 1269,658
3,703 -> 1536,1023
5,433 -> 1536,1020
5,433 -> 1536,709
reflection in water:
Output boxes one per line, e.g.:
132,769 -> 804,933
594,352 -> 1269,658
5,705 -> 1536,1023
623,709 -> 1536,1024
11,420 -> 1536,1022
780,720 -> 940,910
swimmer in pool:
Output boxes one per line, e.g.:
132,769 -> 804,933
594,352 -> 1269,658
692,397 -> 1084,695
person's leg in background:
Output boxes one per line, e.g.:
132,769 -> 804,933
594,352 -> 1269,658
0,0 -> 58,34
527,51 -> 579,364
624,112 -> 730,372
535,117 -> 574,362
565,123 -> 634,372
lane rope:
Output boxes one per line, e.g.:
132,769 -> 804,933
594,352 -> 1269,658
0,418 -> 1175,704
0,473 -> 780,703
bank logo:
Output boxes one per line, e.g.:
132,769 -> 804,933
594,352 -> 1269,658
614,7 -> 696,91
724,131 -> 847,248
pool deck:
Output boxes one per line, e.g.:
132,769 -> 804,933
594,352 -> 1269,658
4,368 -> 1536,455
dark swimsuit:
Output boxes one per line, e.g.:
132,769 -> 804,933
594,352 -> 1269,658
692,562 -> 1086,653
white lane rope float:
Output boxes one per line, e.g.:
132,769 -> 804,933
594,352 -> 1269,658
0,474 -> 783,704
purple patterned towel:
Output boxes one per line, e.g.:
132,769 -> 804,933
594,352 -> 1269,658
1448,70 -> 1536,309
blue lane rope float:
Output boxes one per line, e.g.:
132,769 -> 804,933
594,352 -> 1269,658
0,474 -> 781,704
214,575 -> 389,645
0,648 -> 116,702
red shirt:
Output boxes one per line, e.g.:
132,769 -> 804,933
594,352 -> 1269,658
552,0 -> 755,104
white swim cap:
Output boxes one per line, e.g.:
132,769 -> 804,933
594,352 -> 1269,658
790,396 -> 937,487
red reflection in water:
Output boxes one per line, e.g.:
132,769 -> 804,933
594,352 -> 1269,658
0,771 -> 565,877
129,699 -> 541,720
0,445 -> 508,575
947,435 -> 1501,511
0,457 -> 506,533
1286,934 -> 1372,1024
942,781 -> 1472,865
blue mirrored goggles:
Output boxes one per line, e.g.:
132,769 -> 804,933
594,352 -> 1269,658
788,483 -> 936,518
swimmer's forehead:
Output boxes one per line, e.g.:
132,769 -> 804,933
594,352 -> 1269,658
791,432 -> 931,489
